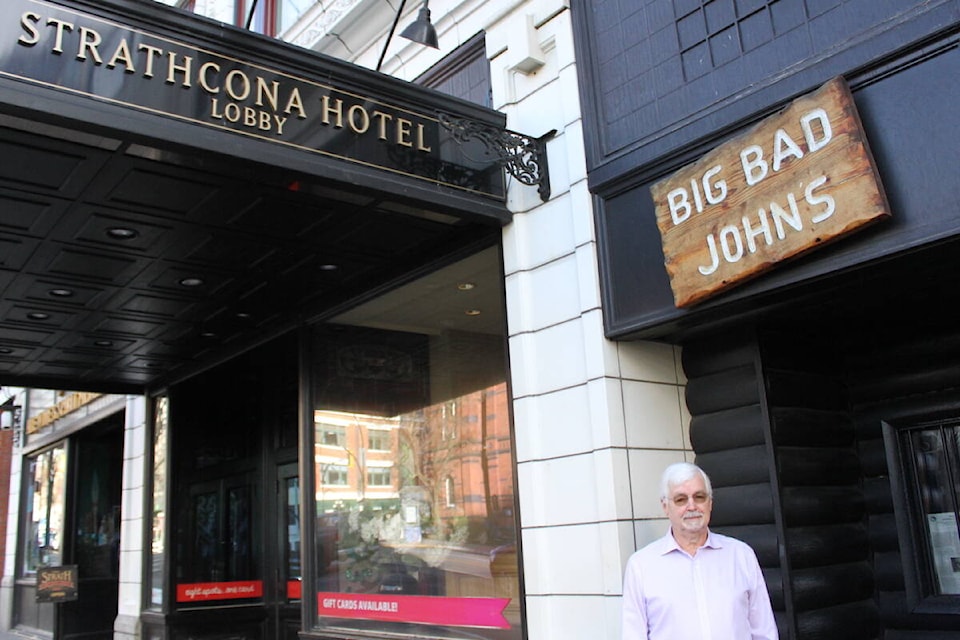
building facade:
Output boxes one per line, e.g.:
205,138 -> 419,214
0,1 -> 958,640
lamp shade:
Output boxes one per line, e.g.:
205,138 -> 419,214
400,3 -> 439,49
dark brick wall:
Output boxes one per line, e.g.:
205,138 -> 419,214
572,0 -> 959,188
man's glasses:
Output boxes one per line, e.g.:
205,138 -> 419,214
669,492 -> 710,507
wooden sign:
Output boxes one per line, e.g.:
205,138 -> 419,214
651,76 -> 890,308
36,565 -> 78,603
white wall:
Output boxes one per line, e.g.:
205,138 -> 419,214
116,395 -> 148,640
483,6 -> 691,637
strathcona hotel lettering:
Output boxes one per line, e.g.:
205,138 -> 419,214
1,0 -> 462,185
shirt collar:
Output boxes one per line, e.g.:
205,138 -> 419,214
659,528 -> 722,555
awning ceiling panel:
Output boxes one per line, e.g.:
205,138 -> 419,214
0,0 -> 514,394
0,112 -> 501,393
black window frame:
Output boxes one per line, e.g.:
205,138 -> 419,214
883,415 -> 960,616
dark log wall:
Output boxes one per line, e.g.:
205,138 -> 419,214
759,330 -> 880,639
682,331 -> 790,638
683,328 -> 881,640
844,325 -> 960,639
684,315 -> 960,638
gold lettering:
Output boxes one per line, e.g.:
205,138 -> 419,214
284,88 -> 306,119
18,12 -> 41,46
138,43 -> 163,78
199,62 -> 220,93
321,96 -> 343,128
372,110 -> 392,140
416,123 -> 431,152
225,69 -> 250,101
26,392 -> 101,435
14,13 -> 440,157
166,52 -> 192,87
347,105 -> 369,134
47,18 -> 74,54
76,26 -> 102,63
106,39 -> 136,72
255,77 -> 278,111
396,117 -> 413,147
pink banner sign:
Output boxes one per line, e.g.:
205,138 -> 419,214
318,592 -> 511,629
176,580 -> 263,602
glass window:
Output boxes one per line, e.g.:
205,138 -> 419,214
319,424 -> 346,447
23,444 -> 68,573
191,0 -> 238,26
278,0 -> 314,34
74,427 -> 122,580
182,0 -> 277,36
444,476 -> 456,508
310,246 -> 522,639
285,473 -> 301,596
886,418 -> 960,611
321,464 -> 349,486
150,396 -> 169,608
366,467 -> 392,487
368,430 -> 391,452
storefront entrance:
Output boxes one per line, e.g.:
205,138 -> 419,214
61,415 -> 124,640
14,402 -> 124,640
274,462 -> 302,640
147,243 -> 523,640
158,333 -> 299,640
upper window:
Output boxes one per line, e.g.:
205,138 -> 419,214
319,424 -> 346,447
885,417 -> 960,612
177,0 -> 309,37
368,429 -> 391,452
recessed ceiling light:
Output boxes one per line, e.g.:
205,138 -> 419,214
200,331 -> 218,339
236,312 -> 252,319
94,340 -> 114,347
179,277 -> 204,287
319,264 -> 339,271
27,312 -> 50,321
106,226 -> 139,240
0,348 -> 13,355
464,309 -> 482,316
48,288 -> 74,298
457,282 -> 476,291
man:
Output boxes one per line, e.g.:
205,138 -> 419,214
621,462 -> 778,639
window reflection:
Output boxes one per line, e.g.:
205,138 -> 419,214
312,384 -> 519,632
150,396 -> 168,607
908,425 -> 960,595
24,444 -> 68,572
310,247 -> 521,639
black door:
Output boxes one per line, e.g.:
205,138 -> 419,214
60,415 -> 123,640
273,462 -> 301,640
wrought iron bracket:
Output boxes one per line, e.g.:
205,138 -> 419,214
439,113 -> 554,202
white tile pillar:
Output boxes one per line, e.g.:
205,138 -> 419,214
486,4 -> 692,640
115,395 -> 148,640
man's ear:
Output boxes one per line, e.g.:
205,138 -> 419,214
660,499 -> 669,517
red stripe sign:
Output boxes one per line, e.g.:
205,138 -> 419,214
318,592 -> 511,629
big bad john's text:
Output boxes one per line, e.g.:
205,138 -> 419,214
650,77 -> 890,308
665,107 -> 836,276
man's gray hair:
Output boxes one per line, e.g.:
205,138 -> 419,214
660,462 -> 713,502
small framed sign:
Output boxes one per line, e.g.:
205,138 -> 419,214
37,565 -> 78,603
